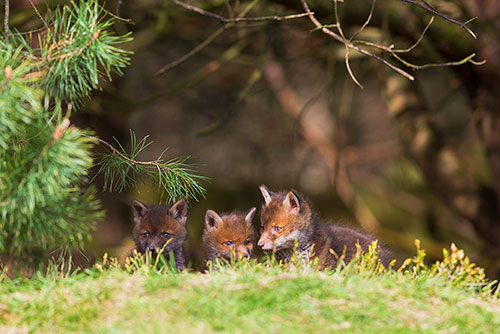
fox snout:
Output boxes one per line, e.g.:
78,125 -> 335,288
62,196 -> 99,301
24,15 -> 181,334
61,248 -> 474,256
257,232 -> 275,251
145,243 -> 163,254
235,245 -> 251,259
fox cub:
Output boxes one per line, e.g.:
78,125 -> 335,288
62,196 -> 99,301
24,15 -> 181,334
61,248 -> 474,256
258,185 -> 391,268
131,198 -> 189,270
203,208 -> 256,262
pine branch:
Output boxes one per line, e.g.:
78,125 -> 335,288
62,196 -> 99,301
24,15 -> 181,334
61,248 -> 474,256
0,0 -> 132,261
8,0 -> 133,105
90,131 -> 208,203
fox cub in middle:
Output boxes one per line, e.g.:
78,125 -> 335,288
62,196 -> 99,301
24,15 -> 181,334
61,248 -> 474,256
258,185 -> 391,268
203,208 -> 256,262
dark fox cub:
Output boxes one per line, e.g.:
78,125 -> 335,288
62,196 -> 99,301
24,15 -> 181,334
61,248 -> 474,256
258,185 -> 391,268
203,208 -> 256,262
131,198 -> 189,270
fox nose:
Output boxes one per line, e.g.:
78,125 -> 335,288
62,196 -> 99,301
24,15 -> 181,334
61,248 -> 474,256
257,241 -> 264,248
149,246 -> 156,252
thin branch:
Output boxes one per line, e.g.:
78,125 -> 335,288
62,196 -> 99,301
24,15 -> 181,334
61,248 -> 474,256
399,0 -> 477,39
345,49 -> 363,89
353,16 -> 434,53
28,0 -> 49,30
300,0 -> 415,81
349,0 -> 377,42
392,15 -> 434,53
170,0 -> 311,24
392,52 -> 486,69
156,0 -> 261,76
333,0 -> 347,40
4,0 -> 9,38
333,0 -> 363,88
12,24 -> 53,36
155,28 -> 224,76
101,5 -> 134,24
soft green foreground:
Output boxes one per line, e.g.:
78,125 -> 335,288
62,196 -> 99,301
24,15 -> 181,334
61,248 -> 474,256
1,259 -> 500,334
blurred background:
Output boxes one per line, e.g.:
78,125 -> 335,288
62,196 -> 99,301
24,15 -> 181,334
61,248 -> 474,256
9,0 -> 500,275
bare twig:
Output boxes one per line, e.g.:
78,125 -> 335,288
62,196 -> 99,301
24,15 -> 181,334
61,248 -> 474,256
333,0 -> 346,40
170,0 -> 311,24
392,52 -> 486,69
333,0 -> 363,88
156,0 -> 261,76
13,24 -> 53,36
392,16 -> 434,53
155,28 -> 224,76
101,4 -> 134,24
28,0 -> 49,30
300,0 -> 415,81
4,0 -> 9,38
400,0 -> 477,39
344,49 -> 363,89
349,0 -> 377,42
353,16 -> 434,53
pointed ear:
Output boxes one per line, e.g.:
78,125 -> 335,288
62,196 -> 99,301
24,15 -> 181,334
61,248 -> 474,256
259,184 -> 275,206
131,199 -> 148,224
244,207 -> 256,225
170,198 -> 188,225
205,210 -> 223,231
283,191 -> 301,213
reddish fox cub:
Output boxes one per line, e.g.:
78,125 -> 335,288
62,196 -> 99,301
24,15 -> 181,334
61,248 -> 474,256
258,185 -> 391,268
131,198 -> 189,270
203,208 -> 256,262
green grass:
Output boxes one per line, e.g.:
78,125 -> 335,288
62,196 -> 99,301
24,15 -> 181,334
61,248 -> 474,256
1,245 -> 500,334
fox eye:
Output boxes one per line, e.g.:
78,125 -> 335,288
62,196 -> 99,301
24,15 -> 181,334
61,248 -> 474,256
142,232 -> 150,237
161,232 -> 172,238
274,226 -> 283,233
224,241 -> 234,246
244,240 -> 250,246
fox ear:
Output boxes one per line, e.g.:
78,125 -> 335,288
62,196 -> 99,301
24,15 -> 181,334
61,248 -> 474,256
244,207 -> 256,225
259,184 -> 275,206
283,191 -> 301,213
170,198 -> 188,225
205,210 -> 223,231
131,199 -> 148,224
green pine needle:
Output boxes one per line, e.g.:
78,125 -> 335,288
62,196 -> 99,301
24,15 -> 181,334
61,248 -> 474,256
6,0 -> 132,106
93,130 -> 208,203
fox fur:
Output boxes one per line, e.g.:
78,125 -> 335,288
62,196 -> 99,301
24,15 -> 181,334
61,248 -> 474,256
257,185 -> 391,268
203,208 -> 256,262
131,198 -> 189,270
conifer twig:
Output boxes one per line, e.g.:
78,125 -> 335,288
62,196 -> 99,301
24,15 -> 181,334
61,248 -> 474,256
85,132 -> 207,202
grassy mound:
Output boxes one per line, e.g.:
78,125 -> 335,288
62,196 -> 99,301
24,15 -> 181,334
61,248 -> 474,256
1,242 -> 499,333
